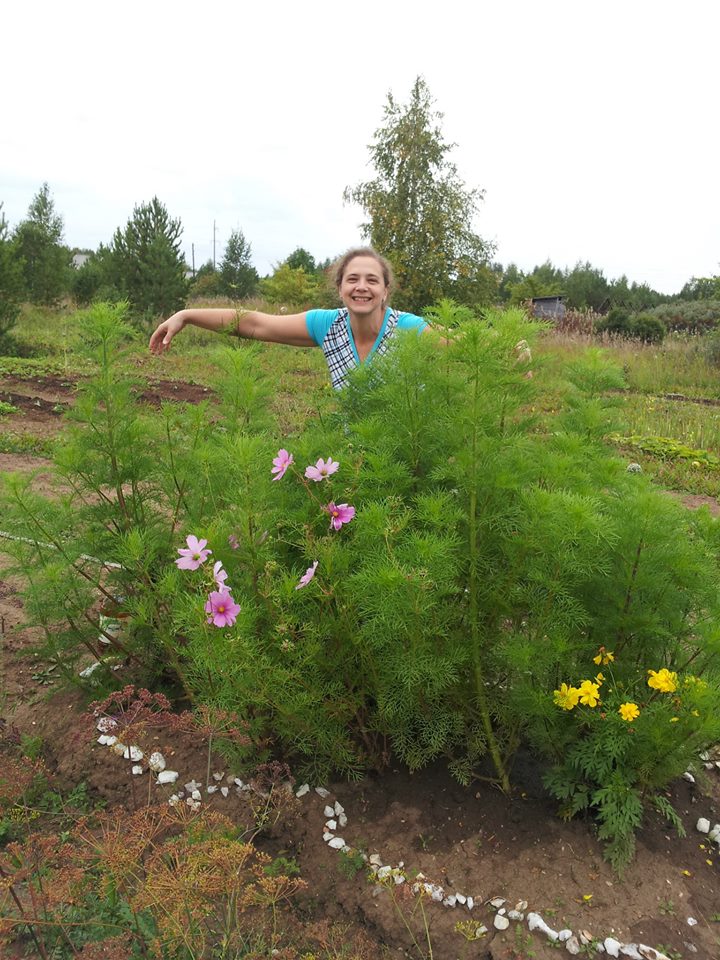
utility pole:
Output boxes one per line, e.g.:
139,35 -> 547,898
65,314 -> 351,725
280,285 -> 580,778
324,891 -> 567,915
213,220 -> 217,269
191,243 -> 195,277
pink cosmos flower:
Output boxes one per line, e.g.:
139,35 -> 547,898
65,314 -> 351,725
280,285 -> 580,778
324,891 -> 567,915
213,561 -> 229,593
271,449 -> 294,481
176,535 -> 212,570
325,502 -> 355,531
228,534 -> 240,550
295,561 -> 318,590
305,458 -> 339,482
205,590 -> 241,628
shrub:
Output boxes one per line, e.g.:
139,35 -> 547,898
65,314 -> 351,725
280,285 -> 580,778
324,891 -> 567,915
648,299 -> 720,334
630,313 -> 666,344
2,302 -> 719,872
595,307 -> 632,338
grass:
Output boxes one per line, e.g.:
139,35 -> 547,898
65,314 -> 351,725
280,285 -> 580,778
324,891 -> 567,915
619,393 -> 720,450
541,330 -> 720,398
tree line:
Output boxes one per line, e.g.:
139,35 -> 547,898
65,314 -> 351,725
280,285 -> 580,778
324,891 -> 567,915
1,77 -> 718,348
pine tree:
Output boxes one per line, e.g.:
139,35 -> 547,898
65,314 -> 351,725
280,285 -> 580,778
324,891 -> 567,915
12,183 -> 70,305
111,197 -> 188,320
219,229 -> 258,300
344,77 -> 495,314
0,203 -> 24,343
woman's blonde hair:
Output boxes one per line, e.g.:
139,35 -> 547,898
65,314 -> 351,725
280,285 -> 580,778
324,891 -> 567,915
332,247 -> 394,292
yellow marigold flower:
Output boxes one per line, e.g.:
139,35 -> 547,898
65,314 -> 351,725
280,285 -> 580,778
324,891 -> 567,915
578,680 -> 601,708
595,672 -> 605,683
691,709 -> 700,717
593,647 -> 615,666
618,702 -> 640,722
647,668 -> 678,693
554,683 -> 580,711
670,717 -> 679,723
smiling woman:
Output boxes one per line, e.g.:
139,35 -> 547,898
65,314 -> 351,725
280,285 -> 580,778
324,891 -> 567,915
148,247 -> 429,389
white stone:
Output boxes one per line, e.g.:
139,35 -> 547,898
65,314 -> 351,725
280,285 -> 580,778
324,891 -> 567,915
112,741 -> 127,756
341,845 -> 352,854
456,893 -> 466,905
507,910 -> 525,920
334,801 -> 345,815
168,794 -> 179,805
515,900 -> 528,911
580,931 -> 594,945
704,762 -> 715,770
376,866 -> 392,880
559,930 -> 572,941
328,837 -> 345,849
295,783 -> 310,797
475,924 -> 488,936
148,752 -> 166,773
233,778 -> 244,787
338,813 -> 348,828
466,896 -> 474,911
431,887 -> 444,902
638,947 -> 670,960
314,786 -> 331,798
97,717 -> 117,733
369,854 -> 383,866
619,946 -> 642,960
683,772 -> 696,784
324,805 -> 335,818
157,770 -> 179,785
687,917 -> 698,926
220,787 -> 229,798
103,736 -> 118,747
207,785 -> 217,794
497,908 -> 506,915
443,896 -> 456,907
699,750 -> 710,761
323,832 -> 334,842
708,824 -> 720,842
80,662 -> 103,678
185,780 -> 201,792
604,939 -> 622,958
394,874 -> 405,884
697,817 -> 711,833
97,735 -> 111,745
494,915 -> 510,931
191,789 -> 201,800
565,936 -> 582,955
123,745 -> 143,762
132,765 -> 143,775
325,819 -> 337,831
212,771 -> 225,781
490,897 -> 507,909
527,913 -> 559,941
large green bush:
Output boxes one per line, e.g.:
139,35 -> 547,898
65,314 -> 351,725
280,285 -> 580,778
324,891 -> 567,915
2,302 -> 719,871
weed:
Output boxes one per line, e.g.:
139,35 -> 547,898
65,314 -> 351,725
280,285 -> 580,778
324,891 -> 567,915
658,897 -> 675,916
0,400 -> 18,416
337,847 -> 367,879
265,855 -> 301,877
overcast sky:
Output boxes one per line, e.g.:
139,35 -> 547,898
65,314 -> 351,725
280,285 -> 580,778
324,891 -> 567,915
2,0 -> 718,294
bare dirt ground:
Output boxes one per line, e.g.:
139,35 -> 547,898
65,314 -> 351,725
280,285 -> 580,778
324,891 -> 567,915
2,373 -> 720,960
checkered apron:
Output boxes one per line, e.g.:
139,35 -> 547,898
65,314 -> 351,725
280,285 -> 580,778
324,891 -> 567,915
322,308 -> 400,390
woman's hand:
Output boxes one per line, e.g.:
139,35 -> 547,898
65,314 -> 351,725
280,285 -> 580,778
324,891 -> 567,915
149,311 -> 186,354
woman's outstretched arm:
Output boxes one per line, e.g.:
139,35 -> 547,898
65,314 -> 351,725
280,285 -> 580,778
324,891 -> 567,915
149,308 -> 315,353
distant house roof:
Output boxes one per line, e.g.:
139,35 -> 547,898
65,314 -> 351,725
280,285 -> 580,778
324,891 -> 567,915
72,253 -> 91,269
531,295 -> 566,319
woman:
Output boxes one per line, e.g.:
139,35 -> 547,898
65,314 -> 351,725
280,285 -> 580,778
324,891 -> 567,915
149,247 -> 429,389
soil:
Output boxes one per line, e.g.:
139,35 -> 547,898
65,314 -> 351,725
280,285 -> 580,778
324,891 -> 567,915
2,372 -> 720,960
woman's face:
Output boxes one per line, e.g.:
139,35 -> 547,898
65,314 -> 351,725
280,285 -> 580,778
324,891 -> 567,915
339,256 -> 388,316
